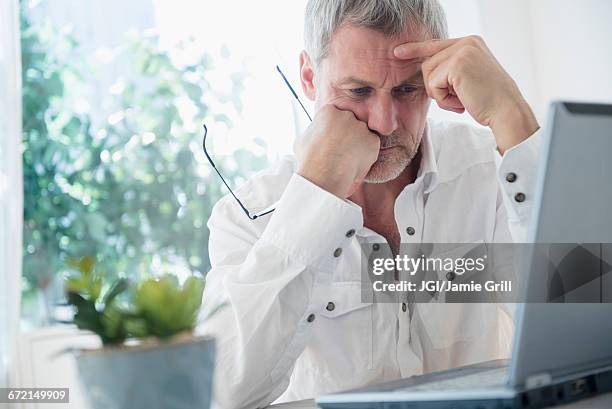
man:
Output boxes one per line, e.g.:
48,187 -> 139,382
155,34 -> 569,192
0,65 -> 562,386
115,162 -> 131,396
198,0 -> 540,407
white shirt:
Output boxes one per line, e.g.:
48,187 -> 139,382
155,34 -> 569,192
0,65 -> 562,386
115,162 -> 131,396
197,119 -> 540,409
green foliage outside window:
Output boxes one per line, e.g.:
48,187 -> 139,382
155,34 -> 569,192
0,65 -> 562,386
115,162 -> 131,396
20,1 -> 267,325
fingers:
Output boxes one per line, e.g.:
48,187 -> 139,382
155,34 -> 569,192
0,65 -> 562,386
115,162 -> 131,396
420,39 -> 461,79
394,38 -> 460,60
421,52 -> 465,113
437,101 -> 465,114
319,102 -> 360,124
401,37 -> 482,115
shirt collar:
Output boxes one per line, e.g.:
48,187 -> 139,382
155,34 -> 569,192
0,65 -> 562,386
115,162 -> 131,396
355,120 -> 440,240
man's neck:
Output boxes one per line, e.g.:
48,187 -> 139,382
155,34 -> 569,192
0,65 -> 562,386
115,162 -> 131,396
349,151 -> 422,221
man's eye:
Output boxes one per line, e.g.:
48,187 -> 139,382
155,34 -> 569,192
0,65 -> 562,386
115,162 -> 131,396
394,85 -> 417,95
349,87 -> 371,97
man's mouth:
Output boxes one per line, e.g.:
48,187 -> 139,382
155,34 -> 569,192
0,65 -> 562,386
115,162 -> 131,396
379,146 -> 397,151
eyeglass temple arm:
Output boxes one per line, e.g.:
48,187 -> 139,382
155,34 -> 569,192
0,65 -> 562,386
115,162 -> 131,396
202,124 -> 259,220
276,65 -> 312,122
202,69 -> 307,220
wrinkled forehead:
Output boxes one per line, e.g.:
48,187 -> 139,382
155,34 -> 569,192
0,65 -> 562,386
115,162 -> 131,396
322,24 -> 430,85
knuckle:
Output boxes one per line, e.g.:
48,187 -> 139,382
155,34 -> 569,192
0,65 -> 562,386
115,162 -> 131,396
427,78 -> 437,91
466,44 -> 481,54
467,34 -> 484,46
421,59 -> 434,74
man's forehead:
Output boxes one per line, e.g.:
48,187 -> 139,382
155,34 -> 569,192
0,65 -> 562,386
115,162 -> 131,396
327,24 -> 429,63
323,24 -> 428,84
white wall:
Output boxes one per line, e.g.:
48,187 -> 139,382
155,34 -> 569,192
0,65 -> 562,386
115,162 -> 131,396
477,0 -> 540,117
478,0 -> 612,123
529,0 -> 612,113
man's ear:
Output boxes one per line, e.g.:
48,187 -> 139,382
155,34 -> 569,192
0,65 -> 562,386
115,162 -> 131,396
299,50 -> 316,101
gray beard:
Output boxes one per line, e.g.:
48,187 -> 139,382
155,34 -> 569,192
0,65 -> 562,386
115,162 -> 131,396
364,143 -> 420,184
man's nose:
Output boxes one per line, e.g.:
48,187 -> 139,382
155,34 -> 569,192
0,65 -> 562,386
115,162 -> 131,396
366,96 -> 398,137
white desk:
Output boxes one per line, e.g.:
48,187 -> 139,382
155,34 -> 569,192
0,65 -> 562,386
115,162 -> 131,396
268,399 -> 316,409
268,393 -> 612,408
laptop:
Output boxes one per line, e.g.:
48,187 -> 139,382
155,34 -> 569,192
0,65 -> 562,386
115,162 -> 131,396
316,101 -> 612,409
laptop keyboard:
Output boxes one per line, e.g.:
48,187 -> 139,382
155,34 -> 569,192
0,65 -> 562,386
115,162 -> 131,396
398,367 -> 507,392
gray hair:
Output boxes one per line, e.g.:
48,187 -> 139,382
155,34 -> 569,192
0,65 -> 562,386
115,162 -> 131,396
304,0 -> 448,65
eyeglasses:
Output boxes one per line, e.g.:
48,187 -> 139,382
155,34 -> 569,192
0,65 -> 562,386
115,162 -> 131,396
202,65 -> 312,220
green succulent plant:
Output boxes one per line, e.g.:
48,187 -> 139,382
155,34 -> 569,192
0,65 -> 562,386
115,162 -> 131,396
65,257 -> 205,345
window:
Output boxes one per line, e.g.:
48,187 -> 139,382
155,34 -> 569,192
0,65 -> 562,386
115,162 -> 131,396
21,0 -> 308,327
1,0 -> 23,386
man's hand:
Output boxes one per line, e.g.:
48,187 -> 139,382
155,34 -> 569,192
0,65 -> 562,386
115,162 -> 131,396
394,36 -> 539,154
295,105 -> 380,199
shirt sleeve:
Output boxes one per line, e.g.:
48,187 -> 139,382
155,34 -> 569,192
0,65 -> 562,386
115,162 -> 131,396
197,173 -> 363,409
493,130 -> 541,242
491,130 -> 541,326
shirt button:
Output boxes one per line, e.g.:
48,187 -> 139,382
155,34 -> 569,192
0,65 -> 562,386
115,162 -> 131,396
506,172 -> 517,183
514,192 -> 526,203
326,302 -> 335,311
406,226 -> 415,236
345,229 -> 355,238
333,248 -> 343,257
402,303 -> 407,312
307,313 -> 316,322
372,243 -> 380,251
446,271 -> 456,281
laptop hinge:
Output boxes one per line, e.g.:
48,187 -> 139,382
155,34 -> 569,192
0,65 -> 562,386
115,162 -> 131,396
525,373 -> 552,389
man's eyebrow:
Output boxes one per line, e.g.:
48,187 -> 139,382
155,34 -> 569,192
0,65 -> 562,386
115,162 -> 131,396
396,71 -> 424,86
335,76 -> 376,87
335,71 -> 423,88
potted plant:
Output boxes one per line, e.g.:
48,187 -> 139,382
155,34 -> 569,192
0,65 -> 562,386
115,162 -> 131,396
65,257 -> 215,409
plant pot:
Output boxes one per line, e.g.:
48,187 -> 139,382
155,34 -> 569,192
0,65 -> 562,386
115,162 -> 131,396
75,334 -> 215,409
